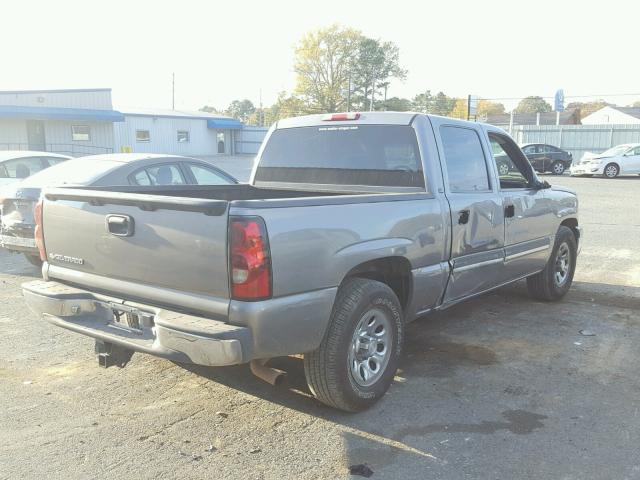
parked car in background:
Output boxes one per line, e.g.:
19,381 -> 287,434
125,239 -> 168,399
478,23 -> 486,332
0,151 -> 71,187
570,143 -> 640,178
23,112 -> 581,412
0,153 -> 237,265
520,144 -> 573,175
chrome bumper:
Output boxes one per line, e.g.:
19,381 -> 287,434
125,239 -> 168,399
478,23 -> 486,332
22,280 -> 251,366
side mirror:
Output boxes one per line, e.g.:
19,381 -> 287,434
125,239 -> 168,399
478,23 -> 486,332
533,179 -> 551,190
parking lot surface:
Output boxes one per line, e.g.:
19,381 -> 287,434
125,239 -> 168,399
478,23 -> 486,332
1,175 -> 639,479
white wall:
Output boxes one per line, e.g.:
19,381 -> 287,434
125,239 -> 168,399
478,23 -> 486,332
582,107 -> 640,125
0,119 -> 115,156
114,115 -> 229,156
0,89 -> 113,109
0,120 -> 28,146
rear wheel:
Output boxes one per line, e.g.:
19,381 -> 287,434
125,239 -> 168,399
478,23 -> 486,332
24,253 -> 42,268
498,162 -> 510,176
550,161 -> 565,175
304,278 -> 403,412
603,163 -> 619,178
527,226 -> 577,301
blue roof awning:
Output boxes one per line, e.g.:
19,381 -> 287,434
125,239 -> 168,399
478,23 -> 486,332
0,105 -> 125,122
207,118 -> 243,130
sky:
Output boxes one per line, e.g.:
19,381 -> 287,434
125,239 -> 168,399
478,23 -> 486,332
1,0 -> 639,112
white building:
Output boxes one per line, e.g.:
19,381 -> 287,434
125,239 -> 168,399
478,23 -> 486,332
113,108 -> 244,156
0,88 -> 122,156
582,106 -> 640,125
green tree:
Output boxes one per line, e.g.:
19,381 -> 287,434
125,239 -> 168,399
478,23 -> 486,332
199,105 -> 223,114
477,100 -> 505,116
515,96 -> 552,114
293,24 -> 361,112
411,90 -> 455,115
566,100 -> 612,119
379,97 -> 412,111
449,98 -> 468,119
350,37 -> 407,111
225,99 -> 255,122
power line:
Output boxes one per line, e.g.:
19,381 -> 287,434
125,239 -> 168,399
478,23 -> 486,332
483,93 -> 640,101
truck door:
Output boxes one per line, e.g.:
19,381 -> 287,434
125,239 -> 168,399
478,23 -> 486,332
430,119 -> 505,302
487,132 -> 555,282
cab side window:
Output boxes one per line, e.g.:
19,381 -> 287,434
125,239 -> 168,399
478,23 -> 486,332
440,126 -> 490,192
489,134 -> 530,189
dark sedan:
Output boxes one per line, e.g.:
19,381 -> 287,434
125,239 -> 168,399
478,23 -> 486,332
0,153 -> 237,265
521,143 -> 573,175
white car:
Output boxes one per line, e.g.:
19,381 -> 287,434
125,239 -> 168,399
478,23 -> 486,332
570,143 -> 640,178
0,151 -> 72,187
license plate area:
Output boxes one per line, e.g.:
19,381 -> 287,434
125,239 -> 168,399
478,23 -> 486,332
106,302 -> 155,335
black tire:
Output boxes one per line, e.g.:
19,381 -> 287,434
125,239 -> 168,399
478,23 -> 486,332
550,161 -> 565,175
603,163 -> 619,178
526,226 -> 577,301
304,278 -> 404,412
24,253 -> 42,268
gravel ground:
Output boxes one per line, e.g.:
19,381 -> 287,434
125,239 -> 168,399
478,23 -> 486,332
1,174 -> 639,480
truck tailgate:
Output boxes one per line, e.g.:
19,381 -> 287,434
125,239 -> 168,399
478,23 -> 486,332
41,188 -> 230,305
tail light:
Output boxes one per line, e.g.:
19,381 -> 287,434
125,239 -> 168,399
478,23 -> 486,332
229,216 -> 271,300
34,200 -> 46,261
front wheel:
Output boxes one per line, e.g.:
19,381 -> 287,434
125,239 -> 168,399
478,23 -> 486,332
304,278 -> 404,412
527,226 -> 577,301
550,161 -> 565,175
603,163 -> 619,178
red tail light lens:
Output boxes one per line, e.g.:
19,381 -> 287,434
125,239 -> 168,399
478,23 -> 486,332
229,216 -> 271,300
34,200 -> 46,261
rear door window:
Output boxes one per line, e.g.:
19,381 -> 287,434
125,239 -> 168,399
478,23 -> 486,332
255,125 -> 424,188
439,126 -> 490,192
141,164 -> 186,185
1,157 -> 47,179
187,163 -> 233,185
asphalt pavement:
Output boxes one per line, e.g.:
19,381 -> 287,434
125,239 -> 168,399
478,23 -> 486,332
1,174 -> 639,479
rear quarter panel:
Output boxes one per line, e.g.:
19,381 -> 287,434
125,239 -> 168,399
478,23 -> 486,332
230,194 -> 449,313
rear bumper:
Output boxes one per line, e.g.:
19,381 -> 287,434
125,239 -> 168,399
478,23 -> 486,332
22,280 -> 250,366
22,279 -> 338,366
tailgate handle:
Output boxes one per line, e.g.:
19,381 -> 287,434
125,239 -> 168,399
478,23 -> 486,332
106,214 -> 135,237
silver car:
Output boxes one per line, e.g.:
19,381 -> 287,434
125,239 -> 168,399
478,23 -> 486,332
0,153 -> 237,264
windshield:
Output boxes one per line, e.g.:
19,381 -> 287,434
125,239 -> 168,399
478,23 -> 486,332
599,145 -> 631,157
255,125 -> 424,188
18,158 -> 122,187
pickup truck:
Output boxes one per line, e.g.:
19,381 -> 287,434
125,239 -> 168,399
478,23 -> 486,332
22,112 -> 581,412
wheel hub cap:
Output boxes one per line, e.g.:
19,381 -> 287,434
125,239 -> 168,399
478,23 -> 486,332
348,308 -> 392,387
554,243 -> 571,286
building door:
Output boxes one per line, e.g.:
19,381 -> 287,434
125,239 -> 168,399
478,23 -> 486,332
26,121 -> 46,151
430,120 -> 506,303
217,132 -> 226,154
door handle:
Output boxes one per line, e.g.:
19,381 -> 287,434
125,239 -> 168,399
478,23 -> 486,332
505,204 -> 515,218
106,214 -> 135,237
458,209 -> 470,224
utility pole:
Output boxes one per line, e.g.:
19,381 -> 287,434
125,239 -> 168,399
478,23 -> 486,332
259,89 -> 263,127
369,68 -> 376,112
347,72 -> 351,112
172,72 -> 175,110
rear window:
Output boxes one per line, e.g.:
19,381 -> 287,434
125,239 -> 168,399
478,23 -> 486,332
20,158 -> 121,187
255,125 -> 424,188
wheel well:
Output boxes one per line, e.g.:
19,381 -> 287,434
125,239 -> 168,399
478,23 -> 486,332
560,218 -> 579,242
343,257 -> 412,312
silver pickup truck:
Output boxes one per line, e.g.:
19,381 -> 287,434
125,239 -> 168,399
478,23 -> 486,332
23,112 -> 581,412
